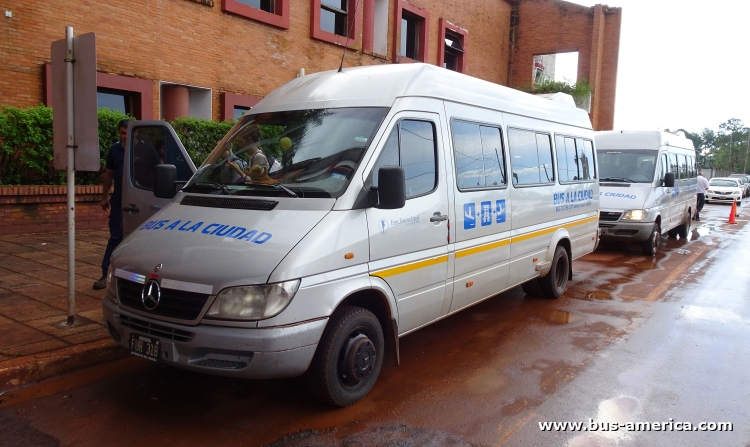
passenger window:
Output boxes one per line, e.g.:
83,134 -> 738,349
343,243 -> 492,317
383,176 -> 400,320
678,155 -> 688,179
508,128 -> 554,185
581,139 -> 596,180
689,156 -> 696,177
371,119 -> 437,199
670,154 -> 679,179
659,154 -> 668,181
452,120 -> 506,189
130,125 -> 192,191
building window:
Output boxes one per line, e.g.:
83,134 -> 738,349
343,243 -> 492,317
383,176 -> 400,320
223,0 -> 289,29
97,88 -> 133,115
160,83 -> 212,122
310,0 -> 360,47
222,92 -> 261,122
438,19 -> 467,73
362,0 -> 389,56
392,0 -> 429,63
237,0 -> 275,12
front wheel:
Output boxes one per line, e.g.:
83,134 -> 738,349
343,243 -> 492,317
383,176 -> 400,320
538,246 -> 569,299
642,223 -> 660,256
677,211 -> 691,238
307,306 -> 384,407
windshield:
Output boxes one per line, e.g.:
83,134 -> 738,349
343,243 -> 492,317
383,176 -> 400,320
185,107 -> 389,198
709,179 -> 739,187
596,149 -> 658,183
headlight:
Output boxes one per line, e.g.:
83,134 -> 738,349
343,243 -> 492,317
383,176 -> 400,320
621,209 -> 647,221
106,265 -> 117,303
206,280 -> 300,321
706,190 -> 713,194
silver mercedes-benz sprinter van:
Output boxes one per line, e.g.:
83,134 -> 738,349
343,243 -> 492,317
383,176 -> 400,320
103,64 -> 599,406
595,131 -> 697,255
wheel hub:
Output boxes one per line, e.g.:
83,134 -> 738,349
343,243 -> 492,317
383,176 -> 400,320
343,334 -> 376,383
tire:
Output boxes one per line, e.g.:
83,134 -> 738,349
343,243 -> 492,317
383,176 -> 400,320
705,199 -> 710,203
642,223 -> 660,256
677,212 -> 691,238
667,227 -> 678,238
307,306 -> 384,407
538,246 -> 569,299
521,278 -> 542,296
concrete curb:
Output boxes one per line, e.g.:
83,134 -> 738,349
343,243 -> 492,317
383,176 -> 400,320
0,339 -> 126,392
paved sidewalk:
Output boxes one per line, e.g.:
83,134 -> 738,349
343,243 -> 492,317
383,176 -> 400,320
0,229 -> 124,392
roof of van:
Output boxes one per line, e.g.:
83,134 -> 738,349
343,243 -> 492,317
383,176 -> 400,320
594,130 -> 695,150
251,64 -> 593,129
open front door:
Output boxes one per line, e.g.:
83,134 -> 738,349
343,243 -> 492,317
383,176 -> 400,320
121,121 -> 196,235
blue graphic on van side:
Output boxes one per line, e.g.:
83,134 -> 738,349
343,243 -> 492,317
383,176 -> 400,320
481,201 -> 492,226
138,219 -> 272,244
496,200 -> 506,223
464,203 -> 476,229
599,192 -> 637,199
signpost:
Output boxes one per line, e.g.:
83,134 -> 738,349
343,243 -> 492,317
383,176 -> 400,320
51,27 -> 98,325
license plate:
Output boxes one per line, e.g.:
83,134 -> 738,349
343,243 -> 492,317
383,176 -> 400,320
130,333 -> 160,362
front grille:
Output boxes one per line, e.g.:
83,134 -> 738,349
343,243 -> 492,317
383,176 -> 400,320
600,211 -> 622,222
193,359 -> 247,369
118,315 -> 194,342
180,195 -> 278,211
117,278 -> 210,321
716,191 -> 732,195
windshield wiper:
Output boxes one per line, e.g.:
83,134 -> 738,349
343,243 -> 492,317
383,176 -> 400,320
600,177 -> 636,183
241,181 -> 300,198
183,182 -> 232,195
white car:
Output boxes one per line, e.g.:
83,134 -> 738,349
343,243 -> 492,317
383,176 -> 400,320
705,177 -> 743,204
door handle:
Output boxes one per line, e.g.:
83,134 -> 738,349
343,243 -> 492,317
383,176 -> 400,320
122,204 -> 140,213
430,212 -> 448,222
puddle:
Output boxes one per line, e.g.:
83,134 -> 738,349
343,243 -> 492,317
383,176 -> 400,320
264,424 -> 481,447
566,396 -> 639,447
585,291 -> 612,300
546,310 -> 579,324
464,367 -> 508,395
680,305 -> 742,324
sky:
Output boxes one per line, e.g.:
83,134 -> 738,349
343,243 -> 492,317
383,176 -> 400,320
555,0 -> 750,134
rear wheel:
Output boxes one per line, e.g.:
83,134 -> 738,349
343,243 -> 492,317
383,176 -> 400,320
307,306 -> 384,407
677,211 -> 691,238
642,223 -> 660,256
538,246 -> 569,299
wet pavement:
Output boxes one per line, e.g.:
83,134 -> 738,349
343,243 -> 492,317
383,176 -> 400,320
0,202 -> 749,447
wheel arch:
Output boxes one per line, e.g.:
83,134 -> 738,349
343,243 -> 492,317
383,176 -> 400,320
545,229 -> 572,281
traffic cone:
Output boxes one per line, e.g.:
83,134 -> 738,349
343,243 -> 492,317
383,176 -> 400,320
728,200 -> 738,224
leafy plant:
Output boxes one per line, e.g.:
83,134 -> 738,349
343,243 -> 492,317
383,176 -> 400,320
530,79 -> 592,98
0,105 -> 57,185
170,117 -> 234,166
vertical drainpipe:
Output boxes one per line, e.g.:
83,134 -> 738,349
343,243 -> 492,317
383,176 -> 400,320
507,2 -> 519,87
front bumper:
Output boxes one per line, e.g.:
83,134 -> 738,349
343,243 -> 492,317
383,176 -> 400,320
102,298 -> 326,379
599,220 -> 654,243
706,192 -> 741,202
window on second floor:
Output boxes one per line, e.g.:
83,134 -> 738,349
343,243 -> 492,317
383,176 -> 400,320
438,19 -> 467,73
223,0 -> 289,29
311,0 -> 359,47
392,0 -> 429,63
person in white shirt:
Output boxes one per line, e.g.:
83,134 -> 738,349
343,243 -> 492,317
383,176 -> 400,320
694,172 -> 710,221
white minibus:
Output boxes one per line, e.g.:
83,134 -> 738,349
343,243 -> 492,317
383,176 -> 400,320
595,131 -> 697,255
103,64 -> 599,406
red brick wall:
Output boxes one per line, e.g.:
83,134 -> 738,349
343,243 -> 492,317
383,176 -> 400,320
508,0 -> 622,130
0,186 -> 108,235
0,0 -> 511,119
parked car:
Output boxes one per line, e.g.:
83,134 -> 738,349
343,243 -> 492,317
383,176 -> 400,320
705,177 -> 743,204
728,174 -> 750,197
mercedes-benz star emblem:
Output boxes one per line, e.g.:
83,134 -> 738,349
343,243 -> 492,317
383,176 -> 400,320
141,279 -> 161,311
154,263 -> 163,273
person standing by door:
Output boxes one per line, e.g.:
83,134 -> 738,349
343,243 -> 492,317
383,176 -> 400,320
693,171 -> 709,221
94,119 -> 131,289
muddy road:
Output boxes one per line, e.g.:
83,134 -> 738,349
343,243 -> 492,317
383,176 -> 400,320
1,203 -> 748,447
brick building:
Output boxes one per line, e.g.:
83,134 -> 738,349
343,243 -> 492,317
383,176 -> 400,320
1,0 -> 621,127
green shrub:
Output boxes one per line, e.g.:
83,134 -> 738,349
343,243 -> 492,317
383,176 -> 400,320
0,105 -> 235,185
170,117 -> 234,166
0,105 -> 57,185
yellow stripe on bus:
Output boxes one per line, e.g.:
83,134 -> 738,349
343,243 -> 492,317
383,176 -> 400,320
455,238 -> 511,258
370,255 -> 449,278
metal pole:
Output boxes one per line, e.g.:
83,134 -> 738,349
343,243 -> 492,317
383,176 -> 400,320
729,133 -> 733,173
65,26 -> 76,326
744,129 -> 749,174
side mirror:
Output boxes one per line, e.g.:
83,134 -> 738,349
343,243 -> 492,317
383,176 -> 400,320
663,172 -> 675,188
375,166 -> 406,209
154,164 -> 177,199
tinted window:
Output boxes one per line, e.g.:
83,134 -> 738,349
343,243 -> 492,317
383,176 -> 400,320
371,119 -> 437,199
509,129 -> 554,185
670,154 -> 679,179
581,139 -> 596,180
678,155 -> 688,179
556,136 -> 595,182
130,125 -> 192,191
452,121 -> 506,189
